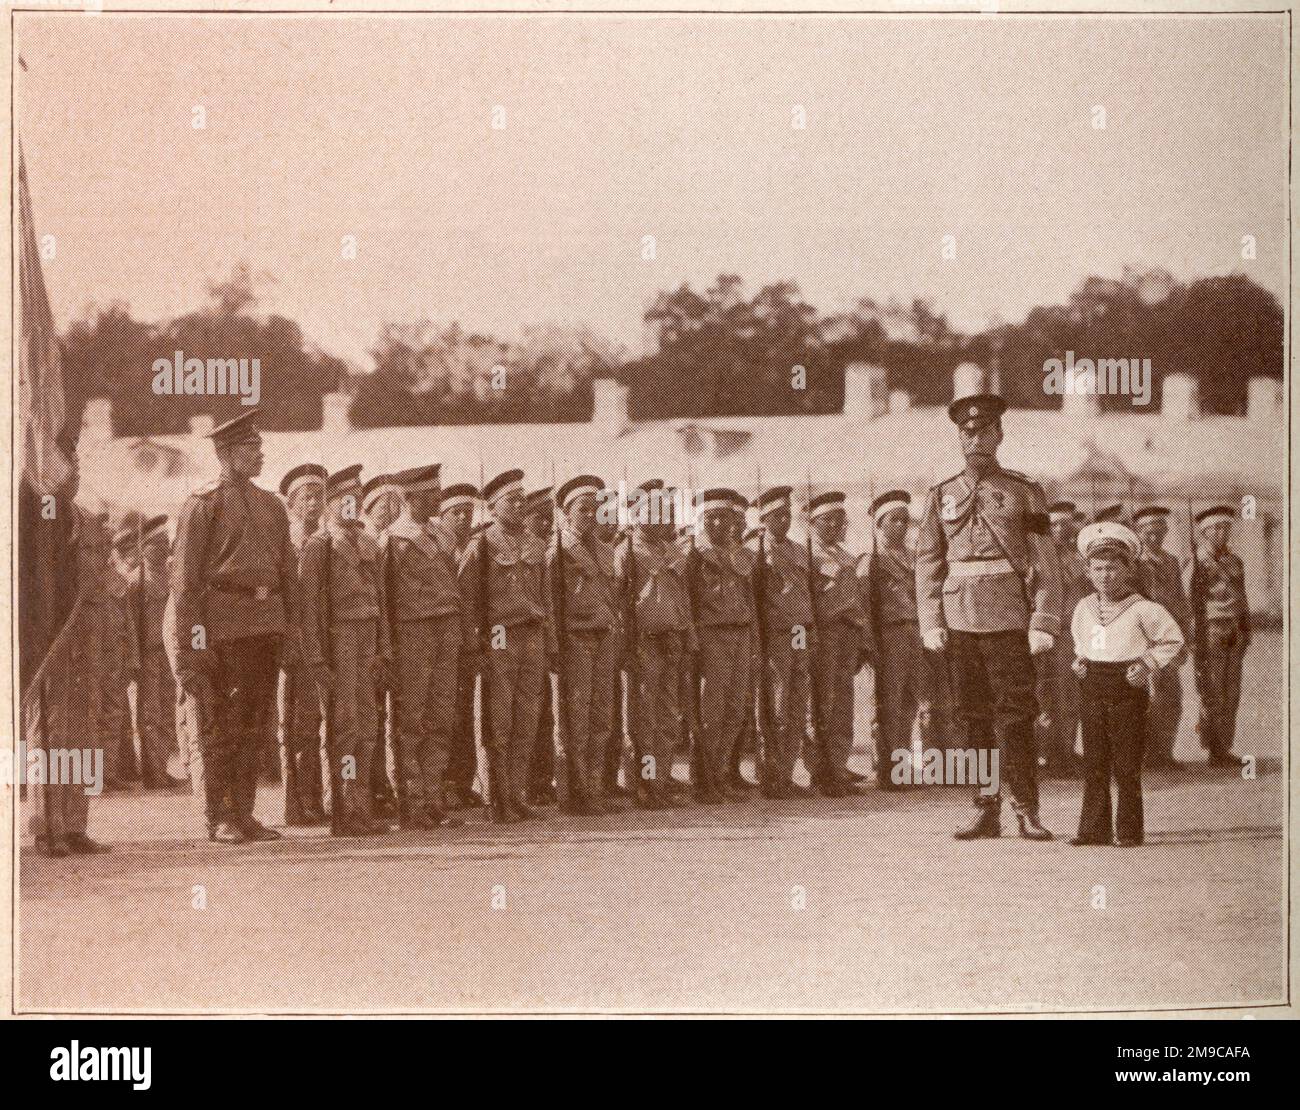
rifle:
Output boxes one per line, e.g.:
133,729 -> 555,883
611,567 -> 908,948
1187,500 -> 1208,670
751,479 -> 773,795
477,458 -> 494,814
621,470 -> 642,792
803,472 -> 827,788
550,463 -> 572,806
323,529 -> 341,836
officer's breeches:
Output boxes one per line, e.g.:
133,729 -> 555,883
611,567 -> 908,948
558,628 -> 617,802
813,617 -> 860,784
697,625 -> 752,792
328,620 -> 379,816
631,631 -> 682,791
1195,619 -> 1246,755
483,621 -> 546,800
203,633 -> 281,824
948,629 -> 1038,810
393,614 -> 462,805
761,636 -> 810,786
137,646 -> 177,782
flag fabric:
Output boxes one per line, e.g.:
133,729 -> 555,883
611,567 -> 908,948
18,142 -> 72,497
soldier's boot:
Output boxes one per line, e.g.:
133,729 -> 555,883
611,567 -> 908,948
953,801 -> 1002,840
36,834 -> 71,858
400,783 -> 437,831
486,756 -> 518,824
1013,804 -> 1053,841
65,833 -> 111,855
423,786 -> 464,828
210,822 -> 249,844
511,793 -> 541,820
335,782 -> 383,838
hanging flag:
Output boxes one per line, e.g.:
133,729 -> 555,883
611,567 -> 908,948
18,142 -> 72,497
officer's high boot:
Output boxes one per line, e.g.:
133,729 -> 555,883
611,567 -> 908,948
1013,804 -> 1053,841
953,799 -> 1002,840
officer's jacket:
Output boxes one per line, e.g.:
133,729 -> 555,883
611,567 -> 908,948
459,522 -> 557,651
689,537 -> 755,629
1187,548 -> 1249,634
1137,547 -> 1191,638
104,565 -> 141,671
127,565 -> 170,654
915,463 -> 1062,637
1057,546 -> 1092,632
384,515 -> 463,623
299,523 -> 391,668
746,534 -> 814,631
551,529 -> 618,634
173,475 -> 301,665
615,530 -> 696,643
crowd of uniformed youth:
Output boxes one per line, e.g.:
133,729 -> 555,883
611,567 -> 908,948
27,392 -> 1253,855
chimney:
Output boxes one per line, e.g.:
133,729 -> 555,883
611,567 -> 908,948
952,361 -> 989,400
81,398 -> 114,446
189,413 -> 214,438
843,362 -> 888,421
1247,376 -> 1281,422
592,378 -> 629,437
887,389 -> 912,415
1161,373 -> 1200,422
321,392 -> 351,437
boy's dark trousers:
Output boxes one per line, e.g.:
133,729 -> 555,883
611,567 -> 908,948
1078,661 -> 1148,844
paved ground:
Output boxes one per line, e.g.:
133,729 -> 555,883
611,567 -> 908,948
16,631 -> 1287,1015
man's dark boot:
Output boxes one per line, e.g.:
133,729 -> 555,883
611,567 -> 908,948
953,803 -> 1001,840
400,796 -> 437,830
65,833 -> 111,855
1014,807 -> 1053,841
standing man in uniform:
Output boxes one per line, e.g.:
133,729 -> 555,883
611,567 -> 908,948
385,465 -> 465,828
128,514 -> 185,789
524,486 -> 559,806
688,489 -> 756,803
1187,506 -> 1250,768
102,527 -> 140,791
459,469 -> 556,822
806,490 -> 877,797
1035,500 -> 1089,776
278,463 -> 327,825
551,475 -> 620,814
173,409 -> 299,843
440,482 -> 485,809
593,508 -> 630,799
362,473 -> 402,819
1134,505 -> 1192,767
749,485 -> 814,798
916,393 -> 1061,840
300,465 -> 393,835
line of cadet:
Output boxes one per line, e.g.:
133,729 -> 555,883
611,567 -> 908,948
29,395 -> 1255,854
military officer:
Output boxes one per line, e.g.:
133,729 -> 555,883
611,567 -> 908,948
1133,506 -> 1192,767
1187,505 -> 1250,767
383,464 -> 465,828
300,465 -> 393,836
916,393 -> 1061,840
173,409 -> 299,843
686,488 -> 755,803
1035,499 -> 1089,776
749,485 -> 815,798
440,483 -> 486,808
363,473 -> 402,819
524,486 -> 560,806
617,481 -> 696,808
459,469 -> 556,822
550,475 -> 620,814
806,490 -> 876,797
126,514 -> 185,789
278,463 -> 328,824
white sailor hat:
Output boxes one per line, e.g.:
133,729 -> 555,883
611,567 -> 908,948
871,490 -> 911,525
1194,505 -> 1235,529
1077,521 -> 1139,562
806,490 -> 847,522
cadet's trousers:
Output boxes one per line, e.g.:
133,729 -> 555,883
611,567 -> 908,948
1146,658 -> 1183,765
100,636 -> 134,785
393,613 -> 462,809
1077,661 -> 1146,843
1035,638 -> 1080,771
603,629 -> 626,790
482,621 -> 546,805
1194,619 -> 1246,757
812,616 -> 861,787
281,660 -> 324,817
557,628 -> 618,803
201,633 -> 281,828
325,619 -> 380,820
947,629 -> 1039,812
758,633 -> 811,788
697,625 -> 752,795
446,651 -> 478,798
531,676 -> 556,797
137,645 -> 177,785
631,631 -> 684,794
876,621 -> 926,782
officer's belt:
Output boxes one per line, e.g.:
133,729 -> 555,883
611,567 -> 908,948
946,558 -> 1014,579
209,582 -> 280,601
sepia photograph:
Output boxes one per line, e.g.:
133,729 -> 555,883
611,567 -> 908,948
3,1 -> 1293,1036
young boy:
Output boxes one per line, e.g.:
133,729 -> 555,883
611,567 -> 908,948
1069,522 -> 1184,847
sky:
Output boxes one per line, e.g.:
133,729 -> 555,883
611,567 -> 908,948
15,11 -> 1289,370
